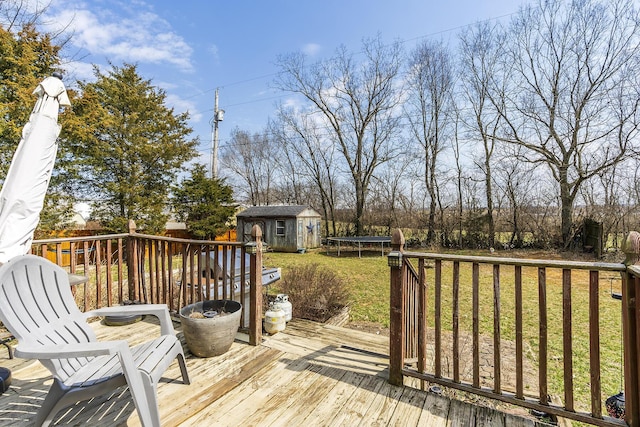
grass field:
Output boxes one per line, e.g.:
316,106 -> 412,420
263,247 -> 626,415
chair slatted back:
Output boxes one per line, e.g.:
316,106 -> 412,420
0,255 -> 97,381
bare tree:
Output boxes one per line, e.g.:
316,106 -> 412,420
221,127 -> 277,206
451,107 -> 464,248
491,0 -> 640,247
274,35 -> 404,235
405,39 -> 455,244
369,151 -> 416,235
459,21 -> 507,249
493,145 -> 537,248
271,108 -> 339,236
0,0 -> 49,31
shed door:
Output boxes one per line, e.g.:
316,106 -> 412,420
297,219 -> 304,249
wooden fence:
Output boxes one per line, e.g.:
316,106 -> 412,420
389,228 -> 640,427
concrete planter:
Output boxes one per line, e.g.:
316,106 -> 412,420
179,300 -> 242,357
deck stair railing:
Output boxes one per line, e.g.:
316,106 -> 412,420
30,222 -> 264,345
389,228 -> 640,427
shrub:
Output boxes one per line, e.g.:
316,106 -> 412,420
278,263 -> 349,323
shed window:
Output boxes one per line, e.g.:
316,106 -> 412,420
276,220 -> 285,236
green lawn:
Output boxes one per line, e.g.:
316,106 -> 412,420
264,249 -> 390,325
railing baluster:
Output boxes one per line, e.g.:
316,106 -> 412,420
418,258 -> 427,389
160,241 -> 167,305
118,238 -> 124,304
156,240 -> 162,303
240,245 -> 247,327
435,259 -> 442,379
589,270 -> 602,418
230,247 -> 237,301
472,262 -> 480,388
181,243 -> 188,306
214,246 -> 220,300
562,268 -> 574,412
493,264 -> 501,394
222,246 -> 229,300
95,240 -> 102,308
83,240 -> 89,310
128,226 -> 139,302
453,260 -> 460,383
167,241 -> 174,311
515,265 -> 523,400
145,238 -> 151,302
55,242 -> 62,265
70,241 -> 76,273
149,240 -> 157,304
197,244 -> 204,302
204,245 -> 212,301
106,239 -> 113,307
188,243 -> 195,303
538,267 -> 548,405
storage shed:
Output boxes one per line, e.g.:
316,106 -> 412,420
236,205 -> 322,252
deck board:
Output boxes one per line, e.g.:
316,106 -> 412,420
416,393 -> 451,426
0,318 -> 548,427
299,369 -> 367,425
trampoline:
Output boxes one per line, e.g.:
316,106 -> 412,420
326,236 -> 392,257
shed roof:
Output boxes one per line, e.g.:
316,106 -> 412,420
236,205 -> 319,218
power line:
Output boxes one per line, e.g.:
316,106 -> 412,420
183,10 -> 522,110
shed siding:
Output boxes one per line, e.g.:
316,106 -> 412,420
236,206 -> 322,252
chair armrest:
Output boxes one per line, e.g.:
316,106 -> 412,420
16,339 -> 150,417
87,304 -> 174,335
15,340 -> 129,359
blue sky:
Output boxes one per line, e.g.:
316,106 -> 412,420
41,0 -> 525,169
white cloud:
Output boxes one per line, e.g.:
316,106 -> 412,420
60,60 -> 97,83
282,96 -> 301,110
165,92 -> 202,123
45,1 -> 194,72
208,44 -> 220,64
302,43 -> 322,56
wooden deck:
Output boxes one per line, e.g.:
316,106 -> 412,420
0,317 -> 551,426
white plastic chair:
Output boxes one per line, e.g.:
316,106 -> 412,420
0,254 -> 190,426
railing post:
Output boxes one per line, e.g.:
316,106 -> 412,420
127,220 -> 139,302
388,228 -> 405,386
622,232 -> 640,427
247,225 -> 263,346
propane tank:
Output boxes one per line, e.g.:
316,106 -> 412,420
264,302 -> 286,334
274,294 -> 292,322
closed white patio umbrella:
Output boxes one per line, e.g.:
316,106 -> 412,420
0,74 -> 70,264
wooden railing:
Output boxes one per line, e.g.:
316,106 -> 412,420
31,222 -> 264,345
389,228 -> 640,427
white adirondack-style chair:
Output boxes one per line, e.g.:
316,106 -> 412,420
0,254 -> 190,426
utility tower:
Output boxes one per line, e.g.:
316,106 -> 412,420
211,88 -> 224,179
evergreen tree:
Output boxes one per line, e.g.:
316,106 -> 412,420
172,164 -> 236,240
64,63 -> 198,233
0,23 -> 75,235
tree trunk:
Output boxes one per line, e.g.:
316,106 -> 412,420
355,181 -> 365,236
559,166 -> 574,248
560,193 -> 574,248
485,158 -> 495,248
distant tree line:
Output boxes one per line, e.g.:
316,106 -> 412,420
221,0 -> 640,250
